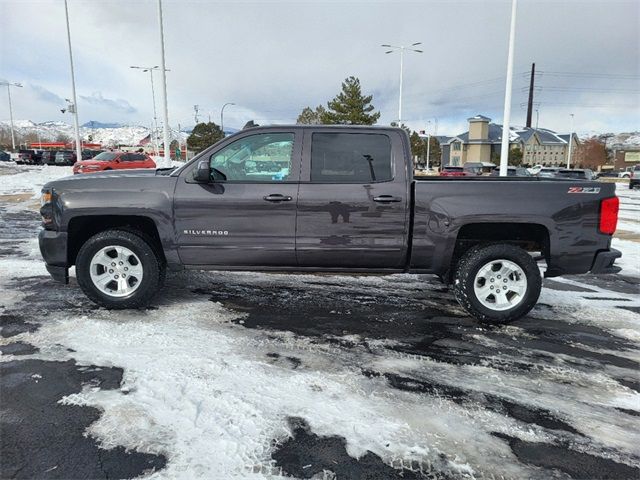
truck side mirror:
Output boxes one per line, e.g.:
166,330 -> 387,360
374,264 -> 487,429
193,160 -> 211,183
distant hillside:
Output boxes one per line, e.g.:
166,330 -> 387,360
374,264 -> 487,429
581,132 -> 640,150
0,120 -> 187,147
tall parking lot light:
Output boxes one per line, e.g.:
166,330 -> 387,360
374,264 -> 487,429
567,113 -> 574,169
381,43 -> 423,125
221,102 -> 235,137
0,81 -> 22,150
130,66 -> 162,155
499,0 -> 518,177
156,0 -> 171,168
63,0 -> 82,164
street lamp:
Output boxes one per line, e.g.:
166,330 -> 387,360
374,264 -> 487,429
63,0 -> 82,164
0,81 -> 22,150
221,102 -> 235,137
381,43 -> 423,124
130,65 -> 164,155
499,0 -> 518,177
156,0 -> 171,168
567,113 -> 575,169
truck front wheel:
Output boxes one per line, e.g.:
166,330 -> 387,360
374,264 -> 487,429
452,244 -> 541,323
76,229 -> 165,309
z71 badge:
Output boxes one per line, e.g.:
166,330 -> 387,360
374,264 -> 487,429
568,187 -> 601,194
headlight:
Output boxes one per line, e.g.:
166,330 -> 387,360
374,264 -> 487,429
41,189 -> 53,206
40,188 -> 54,227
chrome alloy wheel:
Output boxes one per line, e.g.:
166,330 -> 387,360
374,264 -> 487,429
473,259 -> 528,311
89,246 -> 144,298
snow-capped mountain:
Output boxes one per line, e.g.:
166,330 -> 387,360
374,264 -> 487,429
0,120 -> 188,147
581,132 -> 640,150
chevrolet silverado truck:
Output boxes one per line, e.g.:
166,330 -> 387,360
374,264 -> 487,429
39,125 -> 621,322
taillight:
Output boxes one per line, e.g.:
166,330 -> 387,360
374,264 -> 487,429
599,197 -> 619,235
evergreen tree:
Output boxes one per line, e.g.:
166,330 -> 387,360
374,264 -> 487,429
187,122 -> 224,153
321,76 -> 381,125
296,105 -> 326,124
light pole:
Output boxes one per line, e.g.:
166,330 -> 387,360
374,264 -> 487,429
63,0 -> 82,163
0,81 -> 22,150
130,65 -> 164,155
382,43 -> 423,125
156,0 -> 171,167
499,0 -> 518,177
567,113 -> 574,169
221,102 -> 235,137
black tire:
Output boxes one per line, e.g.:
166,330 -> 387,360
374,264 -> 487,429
452,244 -> 542,323
76,229 -> 165,309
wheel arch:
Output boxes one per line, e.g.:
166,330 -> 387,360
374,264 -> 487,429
67,215 -> 165,266
445,222 -> 550,283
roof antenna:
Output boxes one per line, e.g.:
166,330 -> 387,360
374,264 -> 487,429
243,120 -> 259,130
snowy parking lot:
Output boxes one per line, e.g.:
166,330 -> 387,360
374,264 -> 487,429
1,162 -> 639,479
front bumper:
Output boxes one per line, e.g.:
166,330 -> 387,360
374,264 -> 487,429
590,248 -> 622,274
38,229 -> 69,284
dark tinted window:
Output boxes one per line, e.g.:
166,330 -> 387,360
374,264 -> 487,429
311,133 -> 392,183
130,154 -> 147,161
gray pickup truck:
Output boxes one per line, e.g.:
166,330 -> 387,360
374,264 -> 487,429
39,125 -> 621,322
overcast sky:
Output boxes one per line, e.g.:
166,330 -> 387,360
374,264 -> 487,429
1,0 -> 638,136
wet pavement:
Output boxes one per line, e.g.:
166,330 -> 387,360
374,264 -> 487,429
0,175 -> 639,479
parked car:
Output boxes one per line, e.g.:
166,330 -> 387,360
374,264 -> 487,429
463,162 -> 496,175
537,167 -> 561,178
82,149 -> 104,160
556,169 -> 595,181
73,151 -> 156,174
54,150 -> 78,166
596,170 -> 621,178
630,165 -> 640,190
16,149 -> 39,165
39,125 -> 621,324
41,150 -> 59,166
490,167 -> 531,177
439,166 -> 467,177
0,151 -> 10,162
619,167 -> 633,179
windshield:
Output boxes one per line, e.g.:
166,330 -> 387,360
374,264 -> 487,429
93,152 -> 119,161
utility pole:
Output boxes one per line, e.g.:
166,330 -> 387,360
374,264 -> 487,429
63,0 -> 82,163
566,113 -> 574,169
526,62 -> 535,128
156,0 -> 171,167
0,81 -> 22,150
499,0 -> 518,177
193,105 -> 199,124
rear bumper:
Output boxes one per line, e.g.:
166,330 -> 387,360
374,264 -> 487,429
38,229 -> 69,284
590,248 -> 622,274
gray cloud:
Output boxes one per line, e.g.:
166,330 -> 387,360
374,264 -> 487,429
2,0 -> 638,134
28,84 -> 65,105
79,92 -> 137,114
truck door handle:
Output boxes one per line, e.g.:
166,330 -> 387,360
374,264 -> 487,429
263,194 -> 293,202
373,195 -> 402,203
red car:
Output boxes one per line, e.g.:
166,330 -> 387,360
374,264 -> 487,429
439,166 -> 468,177
73,151 -> 156,174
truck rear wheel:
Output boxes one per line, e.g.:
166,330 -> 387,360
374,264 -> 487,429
452,244 -> 541,323
76,229 -> 165,309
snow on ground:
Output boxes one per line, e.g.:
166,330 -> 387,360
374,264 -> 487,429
1,165 -> 639,479
0,162 -> 73,196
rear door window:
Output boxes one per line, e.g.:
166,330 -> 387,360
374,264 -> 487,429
310,133 -> 392,183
